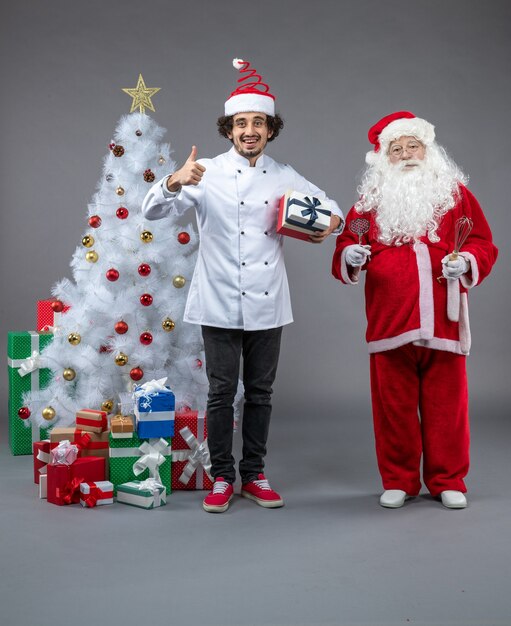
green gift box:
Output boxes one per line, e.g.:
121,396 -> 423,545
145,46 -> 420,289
117,480 -> 167,509
109,432 -> 171,495
7,331 -> 53,455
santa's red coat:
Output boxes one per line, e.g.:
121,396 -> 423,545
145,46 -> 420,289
332,184 -> 498,355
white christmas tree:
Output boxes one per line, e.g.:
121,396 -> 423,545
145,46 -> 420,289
23,77 -> 209,429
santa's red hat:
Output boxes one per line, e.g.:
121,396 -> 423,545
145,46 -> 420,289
224,58 -> 275,117
366,111 -> 435,164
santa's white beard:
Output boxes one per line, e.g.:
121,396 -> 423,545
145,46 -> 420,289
356,145 -> 467,245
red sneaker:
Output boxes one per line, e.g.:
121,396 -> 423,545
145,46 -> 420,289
241,474 -> 284,508
203,478 -> 234,513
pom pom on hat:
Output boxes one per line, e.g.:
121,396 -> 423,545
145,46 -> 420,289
365,111 -> 435,164
225,58 -> 275,117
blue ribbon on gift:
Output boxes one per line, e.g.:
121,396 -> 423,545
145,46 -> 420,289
287,196 -> 330,229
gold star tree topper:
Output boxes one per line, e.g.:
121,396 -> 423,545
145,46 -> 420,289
122,74 -> 161,113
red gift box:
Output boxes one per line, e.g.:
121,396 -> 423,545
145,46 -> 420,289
33,440 -> 50,484
36,299 -> 70,332
172,410 -> 213,491
50,427 -> 110,478
47,456 -> 105,506
76,409 -> 108,433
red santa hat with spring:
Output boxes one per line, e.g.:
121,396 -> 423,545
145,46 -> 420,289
365,111 -> 435,164
224,58 -> 275,117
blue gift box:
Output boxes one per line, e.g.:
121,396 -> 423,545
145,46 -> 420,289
134,385 -> 175,439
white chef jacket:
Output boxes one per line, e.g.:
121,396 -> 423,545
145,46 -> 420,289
142,147 -> 342,331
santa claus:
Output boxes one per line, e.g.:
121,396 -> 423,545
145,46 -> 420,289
332,111 -> 498,509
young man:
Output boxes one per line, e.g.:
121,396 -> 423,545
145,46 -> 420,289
332,111 -> 497,509
143,59 -> 342,513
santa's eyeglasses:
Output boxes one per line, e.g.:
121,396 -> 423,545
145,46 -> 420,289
388,142 -> 423,157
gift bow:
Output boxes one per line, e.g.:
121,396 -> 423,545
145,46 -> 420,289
18,351 -> 42,377
173,426 -> 212,486
58,477 -> 82,505
289,196 -> 329,225
133,438 -> 168,482
136,478 -> 165,506
82,484 -> 113,508
37,448 -> 50,475
51,440 -> 79,466
134,377 -> 168,409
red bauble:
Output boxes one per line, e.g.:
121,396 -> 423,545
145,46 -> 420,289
130,367 -> 144,381
178,232 -> 191,245
138,263 -> 151,277
196,359 -> 203,368
140,293 -> 153,306
139,332 -> 153,345
106,268 -> 120,282
18,406 -> 31,420
116,207 -> 129,220
51,300 -> 65,313
114,321 -> 129,334
99,344 -> 113,353
88,215 -> 102,228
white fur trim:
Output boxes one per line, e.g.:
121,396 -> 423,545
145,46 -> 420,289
413,337 -> 464,355
458,292 -> 471,354
365,150 -> 380,165
379,117 -> 435,151
233,58 -> 244,69
225,92 -> 275,116
414,241 -> 434,339
447,278 -> 460,322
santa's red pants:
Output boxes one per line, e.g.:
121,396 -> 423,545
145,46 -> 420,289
370,344 -> 469,497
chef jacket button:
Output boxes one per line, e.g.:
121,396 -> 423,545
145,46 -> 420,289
263,170 -> 266,174
242,291 -> 246,296
237,169 -> 241,173
241,231 -> 245,235
264,231 -> 268,235
265,291 -> 269,295
264,261 -> 268,265
242,262 -> 246,266
240,201 -> 244,205
264,201 -> 268,204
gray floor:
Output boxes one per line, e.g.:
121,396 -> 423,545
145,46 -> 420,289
1,397 -> 510,626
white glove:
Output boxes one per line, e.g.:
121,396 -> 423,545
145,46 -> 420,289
345,244 -> 371,267
442,254 -> 469,279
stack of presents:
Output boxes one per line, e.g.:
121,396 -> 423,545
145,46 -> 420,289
8,299 -> 212,510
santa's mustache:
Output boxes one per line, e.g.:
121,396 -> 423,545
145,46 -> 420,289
396,159 -> 423,170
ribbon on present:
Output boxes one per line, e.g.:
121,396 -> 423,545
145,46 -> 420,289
133,378 -> 168,409
8,331 -> 44,444
136,478 -> 165,507
37,446 -> 50,475
57,476 -> 82,505
82,484 -> 114,508
133,438 -> 169,482
173,426 -> 212,488
288,196 -> 330,227
50,440 -> 79,466
18,351 -> 42,377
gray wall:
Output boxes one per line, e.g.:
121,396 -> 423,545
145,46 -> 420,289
1,0 -> 509,424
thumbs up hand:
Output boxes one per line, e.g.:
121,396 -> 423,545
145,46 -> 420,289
166,145 -> 206,192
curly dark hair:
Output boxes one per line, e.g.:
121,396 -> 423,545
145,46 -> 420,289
217,113 -> 284,142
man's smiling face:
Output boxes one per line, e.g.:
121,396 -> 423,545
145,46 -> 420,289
228,111 -> 273,164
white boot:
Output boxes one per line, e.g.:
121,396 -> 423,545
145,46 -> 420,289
379,489 -> 408,508
440,490 -> 467,509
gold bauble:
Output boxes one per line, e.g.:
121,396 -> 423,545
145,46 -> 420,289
116,186 -> 125,196
158,156 -> 166,165
82,235 -> 94,248
85,250 -> 99,263
102,399 -> 114,413
115,352 -> 129,366
63,368 -> 76,381
68,332 -> 81,345
173,275 -> 186,288
42,406 -> 56,421
162,317 -> 175,332
140,230 -> 153,243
